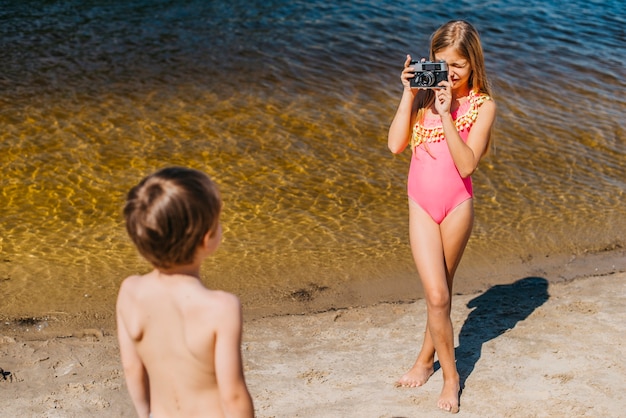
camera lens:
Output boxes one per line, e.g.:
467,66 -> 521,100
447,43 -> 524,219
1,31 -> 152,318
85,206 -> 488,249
416,71 -> 435,87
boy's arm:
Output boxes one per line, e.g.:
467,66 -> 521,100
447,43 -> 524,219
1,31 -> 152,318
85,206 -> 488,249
214,293 -> 254,418
116,286 -> 151,418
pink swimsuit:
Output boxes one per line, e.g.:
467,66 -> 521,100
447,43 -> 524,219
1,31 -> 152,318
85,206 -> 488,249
407,93 -> 490,224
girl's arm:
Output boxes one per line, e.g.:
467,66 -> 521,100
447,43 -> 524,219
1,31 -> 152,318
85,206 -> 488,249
435,86 -> 496,177
388,55 -> 420,154
443,100 -> 496,177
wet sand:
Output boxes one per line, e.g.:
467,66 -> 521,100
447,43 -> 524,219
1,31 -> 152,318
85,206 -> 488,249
1,252 -> 625,417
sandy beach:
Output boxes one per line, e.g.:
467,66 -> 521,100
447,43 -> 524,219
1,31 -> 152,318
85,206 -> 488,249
2,1 -> 625,416
2,262 -> 625,417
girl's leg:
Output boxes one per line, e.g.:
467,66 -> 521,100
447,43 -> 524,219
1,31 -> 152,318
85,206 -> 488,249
416,199 -> 473,384
411,199 -> 474,378
396,200 -> 446,388
435,199 -> 473,413
398,199 -> 473,414
440,199 -> 474,289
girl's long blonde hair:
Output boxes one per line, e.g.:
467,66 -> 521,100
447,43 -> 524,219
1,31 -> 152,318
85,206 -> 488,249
415,20 -> 492,124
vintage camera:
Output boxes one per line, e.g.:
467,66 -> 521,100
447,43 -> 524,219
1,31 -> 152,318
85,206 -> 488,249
410,60 -> 448,88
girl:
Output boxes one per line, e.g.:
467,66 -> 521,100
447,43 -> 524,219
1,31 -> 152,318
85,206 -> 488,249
387,20 -> 496,413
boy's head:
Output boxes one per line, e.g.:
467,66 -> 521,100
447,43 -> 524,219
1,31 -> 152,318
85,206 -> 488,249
124,166 -> 222,269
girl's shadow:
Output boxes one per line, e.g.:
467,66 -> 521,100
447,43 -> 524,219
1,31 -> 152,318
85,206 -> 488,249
435,276 -> 549,390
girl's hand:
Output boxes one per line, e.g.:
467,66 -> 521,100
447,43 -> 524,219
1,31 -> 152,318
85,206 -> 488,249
434,76 -> 452,115
401,54 -> 416,90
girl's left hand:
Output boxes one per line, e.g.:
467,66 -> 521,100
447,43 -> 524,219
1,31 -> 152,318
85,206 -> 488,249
434,78 -> 452,115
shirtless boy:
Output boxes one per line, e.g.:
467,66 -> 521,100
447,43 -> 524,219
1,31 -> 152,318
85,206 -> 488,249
117,166 -> 254,418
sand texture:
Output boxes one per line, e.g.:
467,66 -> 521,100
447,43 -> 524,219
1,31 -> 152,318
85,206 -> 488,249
1,272 -> 625,417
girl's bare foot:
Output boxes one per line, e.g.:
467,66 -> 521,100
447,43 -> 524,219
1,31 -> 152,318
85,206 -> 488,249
394,363 -> 434,388
437,378 -> 460,413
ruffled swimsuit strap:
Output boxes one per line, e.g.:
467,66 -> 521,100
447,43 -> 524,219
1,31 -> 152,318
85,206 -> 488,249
410,91 -> 491,152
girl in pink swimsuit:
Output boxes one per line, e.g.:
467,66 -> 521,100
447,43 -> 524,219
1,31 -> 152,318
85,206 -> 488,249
408,91 -> 491,224
387,20 -> 496,414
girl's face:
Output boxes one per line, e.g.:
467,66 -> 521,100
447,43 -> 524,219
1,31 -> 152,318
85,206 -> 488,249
434,47 -> 472,93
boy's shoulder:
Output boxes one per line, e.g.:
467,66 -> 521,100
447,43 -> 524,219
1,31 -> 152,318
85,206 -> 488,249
117,272 -> 149,296
188,288 -> 242,322
117,271 -> 158,300
117,272 -> 242,334
118,271 -> 240,308
121,269 -> 157,283
177,287 -> 243,340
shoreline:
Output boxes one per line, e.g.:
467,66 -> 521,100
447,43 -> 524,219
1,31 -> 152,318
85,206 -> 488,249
2,246 -> 623,336
242,245 -> 626,320
1,267 -> 625,416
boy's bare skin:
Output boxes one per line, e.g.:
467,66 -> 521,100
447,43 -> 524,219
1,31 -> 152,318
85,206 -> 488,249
117,225 -> 254,418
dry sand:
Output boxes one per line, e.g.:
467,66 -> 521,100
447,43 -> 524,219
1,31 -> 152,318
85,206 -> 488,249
1,270 -> 625,417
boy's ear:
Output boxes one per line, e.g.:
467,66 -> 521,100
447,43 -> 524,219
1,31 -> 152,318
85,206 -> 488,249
201,225 -> 221,252
201,230 -> 213,249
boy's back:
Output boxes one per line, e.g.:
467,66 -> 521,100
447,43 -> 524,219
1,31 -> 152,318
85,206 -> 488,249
117,270 -> 249,417
117,167 -> 253,418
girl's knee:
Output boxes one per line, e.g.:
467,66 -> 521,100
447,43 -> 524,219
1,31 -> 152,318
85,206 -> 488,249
426,290 -> 451,312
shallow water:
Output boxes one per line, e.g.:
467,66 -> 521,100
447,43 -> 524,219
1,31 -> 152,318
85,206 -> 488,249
1,0 -> 625,323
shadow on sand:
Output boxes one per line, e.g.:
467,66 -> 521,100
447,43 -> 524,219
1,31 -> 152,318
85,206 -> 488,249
435,277 -> 550,391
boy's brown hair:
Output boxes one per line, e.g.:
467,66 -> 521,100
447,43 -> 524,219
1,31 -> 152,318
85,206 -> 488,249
124,166 -> 221,269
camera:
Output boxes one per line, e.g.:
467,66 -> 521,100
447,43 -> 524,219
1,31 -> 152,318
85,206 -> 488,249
410,60 -> 448,88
